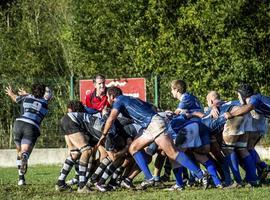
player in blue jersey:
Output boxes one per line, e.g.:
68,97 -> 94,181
202,91 -> 259,187
225,84 -> 270,119
5,83 -> 51,186
224,84 -> 270,182
98,87 -> 208,189
171,80 -> 203,115
166,114 -> 222,190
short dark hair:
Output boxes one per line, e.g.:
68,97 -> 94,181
93,74 -> 105,83
107,87 -> 123,97
67,100 -> 85,112
237,84 -> 254,99
171,80 -> 186,93
31,83 -> 46,98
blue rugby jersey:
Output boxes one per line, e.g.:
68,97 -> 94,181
16,95 -> 48,129
249,94 -> 270,117
202,100 -> 240,134
112,95 -> 157,128
177,92 -> 203,113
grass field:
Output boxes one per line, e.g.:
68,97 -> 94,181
1,165 -> 270,200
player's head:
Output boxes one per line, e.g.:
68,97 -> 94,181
171,80 -> 186,99
206,91 -> 220,107
237,84 -> 254,104
93,74 -> 106,94
31,83 -> 46,98
171,80 -> 186,94
67,100 -> 85,112
44,87 -> 53,101
107,87 -> 123,104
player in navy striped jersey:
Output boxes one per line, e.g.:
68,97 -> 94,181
5,83 -> 51,186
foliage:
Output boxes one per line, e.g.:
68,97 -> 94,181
0,0 -> 270,147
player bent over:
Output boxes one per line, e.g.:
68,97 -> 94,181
98,87 -> 208,189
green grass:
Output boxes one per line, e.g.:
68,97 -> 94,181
0,165 -> 270,200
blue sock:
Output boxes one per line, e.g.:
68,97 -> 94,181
225,152 -> 242,183
173,167 -> 183,187
133,151 -> 153,180
203,159 -> 222,186
175,152 -> 203,179
249,149 -> 258,165
258,161 -> 268,169
220,159 -> 232,186
242,154 -> 258,183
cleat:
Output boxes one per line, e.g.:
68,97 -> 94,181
94,182 -> 107,192
18,179 -> 26,186
66,178 -> 79,186
153,180 -> 165,188
136,178 -> 154,190
216,184 -> 223,189
260,166 -> 270,181
223,182 -> 244,189
121,178 -> 134,189
201,173 -> 210,190
160,175 -> 170,182
55,184 -> 72,192
77,185 -> 93,193
164,184 -> 184,191
107,183 -> 118,190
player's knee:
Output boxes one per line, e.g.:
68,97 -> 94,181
70,148 -> 81,161
129,143 -> 139,155
221,143 -> 235,155
80,144 -> 92,157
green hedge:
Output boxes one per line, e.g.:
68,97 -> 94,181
0,0 -> 270,148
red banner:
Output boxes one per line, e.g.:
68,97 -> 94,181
80,78 -> 146,104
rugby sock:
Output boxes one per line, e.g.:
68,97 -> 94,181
251,149 -> 268,169
78,161 -> 88,188
133,151 -> 153,180
241,154 -> 258,183
220,160 -> 232,186
249,149 -> 258,166
21,152 -> 29,174
57,156 -> 75,186
203,159 -> 222,186
74,160 -> 79,181
16,156 -> 24,181
225,152 -> 242,183
91,157 -> 111,183
175,152 -> 203,179
164,157 -> 172,177
110,166 -> 124,183
173,167 -> 184,187
98,163 -> 117,185
86,154 -> 94,180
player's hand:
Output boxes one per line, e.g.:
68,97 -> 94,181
210,106 -> 219,119
18,88 -> 28,96
224,112 -> 233,119
5,85 -> 13,96
96,134 -> 106,147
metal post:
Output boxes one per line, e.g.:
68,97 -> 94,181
70,73 -> 74,100
154,75 -> 159,107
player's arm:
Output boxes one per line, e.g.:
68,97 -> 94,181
225,104 -> 254,119
97,108 -> 119,146
114,138 -> 132,159
5,85 -> 17,102
190,111 -> 205,118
